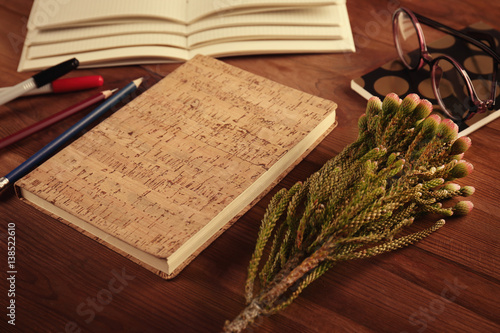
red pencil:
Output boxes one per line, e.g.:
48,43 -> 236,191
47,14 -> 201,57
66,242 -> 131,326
0,89 -> 115,149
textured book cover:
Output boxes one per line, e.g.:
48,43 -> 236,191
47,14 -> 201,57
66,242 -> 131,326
351,22 -> 500,137
15,55 -> 338,279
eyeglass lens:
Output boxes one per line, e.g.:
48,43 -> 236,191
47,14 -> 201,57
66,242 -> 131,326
394,11 -> 421,69
433,58 -> 472,119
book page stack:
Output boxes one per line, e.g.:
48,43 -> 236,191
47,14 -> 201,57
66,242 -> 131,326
18,0 -> 355,71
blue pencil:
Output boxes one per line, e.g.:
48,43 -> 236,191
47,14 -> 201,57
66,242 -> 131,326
0,78 -> 143,194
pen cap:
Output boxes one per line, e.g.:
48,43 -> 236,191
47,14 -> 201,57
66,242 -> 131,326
51,75 -> 104,93
32,58 -> 79,88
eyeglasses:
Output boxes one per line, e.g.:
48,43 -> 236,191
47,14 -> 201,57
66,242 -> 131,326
392,7 -> 500,121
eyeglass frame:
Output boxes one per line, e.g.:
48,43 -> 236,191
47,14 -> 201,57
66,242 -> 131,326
392,7 -> 500,121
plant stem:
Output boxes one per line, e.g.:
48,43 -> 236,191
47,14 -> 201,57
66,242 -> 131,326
222,299 -> 264,333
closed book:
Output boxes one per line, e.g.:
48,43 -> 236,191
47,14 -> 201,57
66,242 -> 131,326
15,55 -> 338,279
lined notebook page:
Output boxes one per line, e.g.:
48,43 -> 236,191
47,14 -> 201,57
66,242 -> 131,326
29,0 -> 187,29
188,26 -> 342,48
190,39 -> 355,59
27,22 -> 187,45
189,2 -> 354,56
21,46 -> 190,71
27,33 -> 188,60
186,0 -> 340,23
187,5 -> 342,34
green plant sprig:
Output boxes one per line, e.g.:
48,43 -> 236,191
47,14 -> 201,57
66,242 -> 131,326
223,93 -> 474,333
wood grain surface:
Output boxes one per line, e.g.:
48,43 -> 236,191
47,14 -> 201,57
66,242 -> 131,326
1,1 -> 499,332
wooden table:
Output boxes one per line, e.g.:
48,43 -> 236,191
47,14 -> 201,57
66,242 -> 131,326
1,1 -> 499,332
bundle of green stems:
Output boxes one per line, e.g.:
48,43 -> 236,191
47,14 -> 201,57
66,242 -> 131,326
223,93 -> 475,333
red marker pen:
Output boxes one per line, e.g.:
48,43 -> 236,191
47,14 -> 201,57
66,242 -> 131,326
0,75 -> 104,96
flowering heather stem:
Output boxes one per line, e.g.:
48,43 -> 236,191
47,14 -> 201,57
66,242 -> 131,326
223,93 -> 475,332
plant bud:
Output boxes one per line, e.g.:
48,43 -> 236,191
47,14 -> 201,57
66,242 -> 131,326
443,183 -> 461,192
412,99 -> 433,121
437,118 -> 459,142
366,97 -> 382,117
423,177 -> 445,190
387,152 -> 399,165
420,114 -> 441,137
382,93 -> 401,117
386,158 -> 405,178
399,93 -> 420,115
453,201 -> 474,215
449,153 -> 464,161
449,136 -> 472,155
460,186 -> 475,197
358,114 -> 368,132
448,161 -> 474,179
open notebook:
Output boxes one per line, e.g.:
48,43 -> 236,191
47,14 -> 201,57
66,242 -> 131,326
18,0 -> 355,71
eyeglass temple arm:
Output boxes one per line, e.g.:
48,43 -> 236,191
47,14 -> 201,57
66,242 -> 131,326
466,30 -> 494,46
414,12 -> 500,64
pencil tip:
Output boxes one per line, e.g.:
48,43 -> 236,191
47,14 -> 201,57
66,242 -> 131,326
133,77 -> 143,87
103,89 -> 118,98
0,177 -> 10,195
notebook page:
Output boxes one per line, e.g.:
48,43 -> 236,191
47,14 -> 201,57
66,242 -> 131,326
189,39 -> 355,59
186,0 -> 340,23
189,3 -> 354,56
19,46 -> 190,71
27,22 -> 188,46
26,33 -> 188,60
29,0 -> 187,30
187,26 -> 342,48
187,5 -> 341,35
